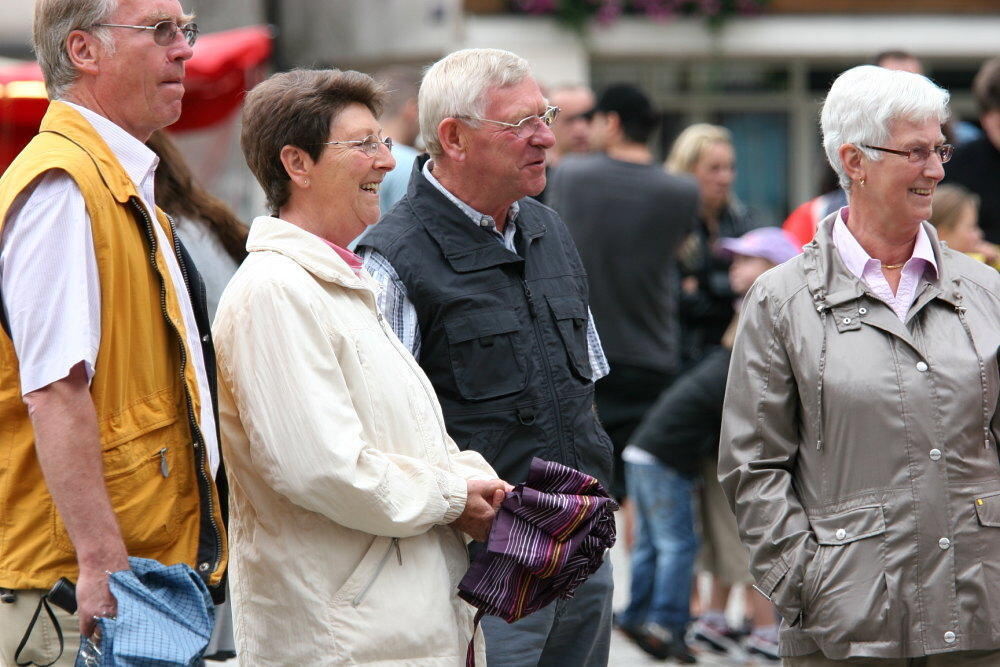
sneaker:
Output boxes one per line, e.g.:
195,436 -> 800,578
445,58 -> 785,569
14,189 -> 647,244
743,631 -> 780,661
689,616 -> 742,655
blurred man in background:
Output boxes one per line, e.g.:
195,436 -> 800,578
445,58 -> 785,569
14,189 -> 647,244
374,65 -> 423,213
548,81 -> 699,662
872,49 -> 924,74
549,83 -> 595,166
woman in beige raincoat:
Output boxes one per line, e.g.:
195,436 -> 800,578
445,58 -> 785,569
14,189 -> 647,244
214,69 -> 507,665
719,65 -> 1000,665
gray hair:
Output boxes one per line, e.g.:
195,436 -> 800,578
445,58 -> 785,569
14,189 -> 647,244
821,65 -> 950,191
34,0 -> 118,99
419,48 -> 532,158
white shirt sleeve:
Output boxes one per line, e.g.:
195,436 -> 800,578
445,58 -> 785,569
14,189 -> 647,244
0,170 -> 102,395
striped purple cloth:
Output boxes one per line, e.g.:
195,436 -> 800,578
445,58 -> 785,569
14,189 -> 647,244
458,457 -> 618,625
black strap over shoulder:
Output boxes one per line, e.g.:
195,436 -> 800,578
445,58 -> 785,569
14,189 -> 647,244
14,594 -> 64,667
1,285 -> 10,339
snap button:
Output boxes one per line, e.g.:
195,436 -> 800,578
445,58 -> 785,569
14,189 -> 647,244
858,307 -> 867,315
835,528 -> 847,540
939,537 -> 951,550
929,448 -> 942,461
201,334 -> 209,342
842,317 -> 852,325
198,562 -> 210,572
944,631 -> 956,643
916,361 -> 929,372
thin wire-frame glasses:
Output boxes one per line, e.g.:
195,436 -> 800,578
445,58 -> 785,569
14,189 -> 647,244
91,20 -> 199,47
459,105 -> 561,139
319,135 -> 394,158
862,143 -> 954,164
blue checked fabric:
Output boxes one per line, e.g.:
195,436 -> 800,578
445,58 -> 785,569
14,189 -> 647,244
75,557 -> 214,666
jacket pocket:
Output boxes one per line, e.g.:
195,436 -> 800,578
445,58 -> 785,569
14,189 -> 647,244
351,538 -> 401,607
328,531 -> 463,663
546,295 -> 592,382
445,308 -> 527,400
332,535 -> 397,605
801,505 -> 889,644
974,491 -> 1000,527
51,424 -> 183,555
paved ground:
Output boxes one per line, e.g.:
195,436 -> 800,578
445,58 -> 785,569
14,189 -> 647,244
607,535 -> 772,666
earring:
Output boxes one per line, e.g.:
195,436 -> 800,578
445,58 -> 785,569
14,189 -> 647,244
859,178 -> 865,187
303,179 -> 310,187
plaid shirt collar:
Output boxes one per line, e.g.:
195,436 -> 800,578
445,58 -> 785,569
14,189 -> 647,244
422,159 -> 520,237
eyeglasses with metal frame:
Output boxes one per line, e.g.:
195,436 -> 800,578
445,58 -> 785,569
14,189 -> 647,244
91,20 -> 199,47
862,143 -> 954,164
458,105 -> 561,139
318,134 -> 394,158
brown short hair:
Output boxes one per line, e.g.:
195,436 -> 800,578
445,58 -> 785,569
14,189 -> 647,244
241,68 -> 385,214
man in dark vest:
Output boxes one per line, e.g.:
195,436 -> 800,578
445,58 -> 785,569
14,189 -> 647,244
358,48 -> 615,666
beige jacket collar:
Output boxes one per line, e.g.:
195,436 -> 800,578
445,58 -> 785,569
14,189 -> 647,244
246,216 -> 376,292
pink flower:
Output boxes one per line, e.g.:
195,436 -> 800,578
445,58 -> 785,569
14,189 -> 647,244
595,0 -> 624,24
514,0 -> 558,13
699,0 -> 722,15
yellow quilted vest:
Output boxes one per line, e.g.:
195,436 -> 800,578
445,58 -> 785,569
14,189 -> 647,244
0,102 -> 226,590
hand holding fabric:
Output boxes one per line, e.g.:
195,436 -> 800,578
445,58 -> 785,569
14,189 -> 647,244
452,479 -> 509,541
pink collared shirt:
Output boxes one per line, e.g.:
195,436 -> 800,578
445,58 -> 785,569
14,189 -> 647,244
832,207 -> 938,322
320,239 -> 364,276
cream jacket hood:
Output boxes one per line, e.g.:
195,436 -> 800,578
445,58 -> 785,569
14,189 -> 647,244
213,216 -> 495,665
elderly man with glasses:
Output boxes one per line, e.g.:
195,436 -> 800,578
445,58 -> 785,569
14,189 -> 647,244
0,1 -> 226,664
358,47 -> 616,666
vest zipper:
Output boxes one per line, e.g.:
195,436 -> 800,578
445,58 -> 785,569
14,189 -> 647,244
352,538 -> 401,607
131,199 -> 222,580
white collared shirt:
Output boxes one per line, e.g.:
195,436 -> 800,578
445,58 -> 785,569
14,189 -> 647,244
0,102 -> 219,474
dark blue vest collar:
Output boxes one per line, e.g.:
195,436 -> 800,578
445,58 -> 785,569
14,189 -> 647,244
406,154 -> 546,274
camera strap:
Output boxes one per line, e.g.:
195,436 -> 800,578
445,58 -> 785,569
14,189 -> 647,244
14,593 -> 64,667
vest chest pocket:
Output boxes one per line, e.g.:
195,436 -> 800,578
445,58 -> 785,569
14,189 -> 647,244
444,308 -> 527,400
547,295 -> 592,382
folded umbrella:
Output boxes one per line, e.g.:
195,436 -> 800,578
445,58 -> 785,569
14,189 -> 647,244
76,557 -> 215,667
458,458 -> 618,664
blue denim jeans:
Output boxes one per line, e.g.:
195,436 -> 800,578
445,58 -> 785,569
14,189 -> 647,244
620,459 -> 699,633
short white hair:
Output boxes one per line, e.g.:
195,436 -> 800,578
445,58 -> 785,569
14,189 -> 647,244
821,65 -> 950,191
419,48 -> 532,158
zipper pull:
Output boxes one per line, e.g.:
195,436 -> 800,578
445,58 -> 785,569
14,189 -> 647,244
522,282 -> 537,318
394,538 -> 402,565
159,448 -> 170,477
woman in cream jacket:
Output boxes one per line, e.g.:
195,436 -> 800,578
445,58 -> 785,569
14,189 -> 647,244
213,68 -> 507,665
